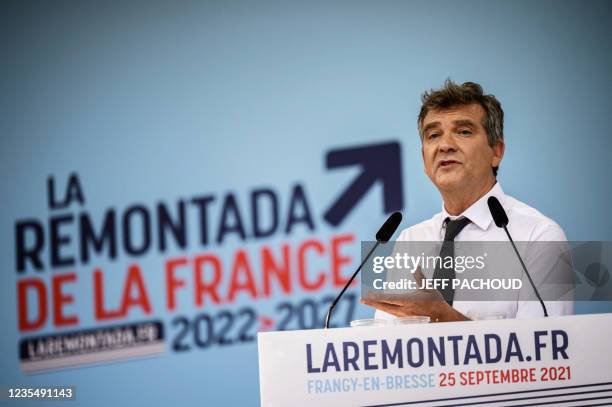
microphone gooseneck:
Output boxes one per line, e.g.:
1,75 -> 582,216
324,212 -> 403,328
487,196 -> 548,317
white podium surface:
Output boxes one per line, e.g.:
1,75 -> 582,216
258,313 -> 612,406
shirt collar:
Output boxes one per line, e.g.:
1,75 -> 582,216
434,182 -> 507,232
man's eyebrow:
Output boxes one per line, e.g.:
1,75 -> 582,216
422,121 -> 440,133
452,119 -> 476,127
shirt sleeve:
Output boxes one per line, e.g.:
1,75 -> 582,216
515,223 -> 574,318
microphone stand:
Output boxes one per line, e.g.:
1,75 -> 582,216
324,241 -> 380,329
502,225 -> 548,317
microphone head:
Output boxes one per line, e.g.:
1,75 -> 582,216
376,212 -> 403,243
487,196 -> 509,228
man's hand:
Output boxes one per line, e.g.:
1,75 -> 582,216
361,268 -> 470,322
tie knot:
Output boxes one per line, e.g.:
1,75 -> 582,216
443,217 -> 471,241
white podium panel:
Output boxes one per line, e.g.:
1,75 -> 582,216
258,313 -> 612,406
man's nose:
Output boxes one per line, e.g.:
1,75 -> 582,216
438,132 -> 458,152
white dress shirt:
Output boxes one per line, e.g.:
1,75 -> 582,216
375,182 -> 574,320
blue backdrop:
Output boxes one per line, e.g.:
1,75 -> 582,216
1,1 -> 611,405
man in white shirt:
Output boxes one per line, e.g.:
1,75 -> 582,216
363,80 -> 573,322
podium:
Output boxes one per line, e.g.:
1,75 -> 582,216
258,313 -> 612,406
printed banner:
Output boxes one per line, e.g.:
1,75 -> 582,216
258,313 -> 612,406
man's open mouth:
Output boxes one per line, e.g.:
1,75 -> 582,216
439,160 -> 460,168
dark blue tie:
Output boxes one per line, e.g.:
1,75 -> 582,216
433,217 -> 471,305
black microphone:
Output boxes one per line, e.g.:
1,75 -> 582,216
487,196 -> 548,317
376,212 -> 403,243
324,212 -> 403,328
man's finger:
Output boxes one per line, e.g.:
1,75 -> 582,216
361,298 -> 397,308
361,300 -> 412,317
363,297 -> 419,313
414,266 -> 426,286
363,292 -> 407,303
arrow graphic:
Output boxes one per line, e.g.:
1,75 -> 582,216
324,141 -> 404,226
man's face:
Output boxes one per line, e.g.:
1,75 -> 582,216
421,103 -> 504,193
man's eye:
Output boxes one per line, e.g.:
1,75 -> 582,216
458,129 -> 472,136
428,133 -> 440,140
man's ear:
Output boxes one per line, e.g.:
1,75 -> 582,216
492,139 -> 505,168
